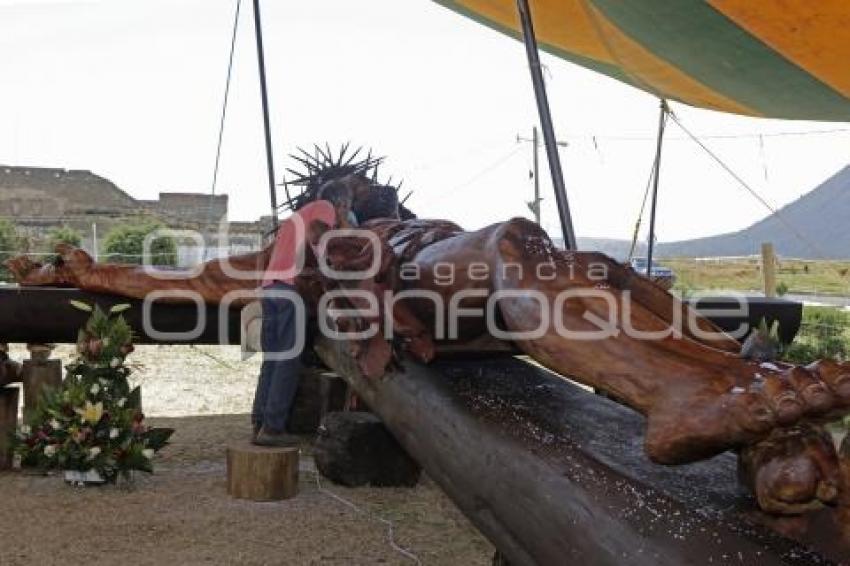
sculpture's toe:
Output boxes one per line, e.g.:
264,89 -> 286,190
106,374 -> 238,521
786,366 -> 835,414
808,360 -> 850,403
750,373 -> 804,425
731,389 -> 776,436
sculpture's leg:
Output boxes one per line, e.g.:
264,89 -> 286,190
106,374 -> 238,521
414,218 -> 850,464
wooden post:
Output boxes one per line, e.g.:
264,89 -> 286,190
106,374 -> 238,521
0,386 -> 19,470
21,344 -> 61,418
226,443 -> 299,501
288,368 -> 349,434
0,343 -> 22,388
762,242 -> 777,298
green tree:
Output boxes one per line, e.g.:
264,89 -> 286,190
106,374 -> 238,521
47,226 -> 82,249
103,220 -> 177,266
0,219 -> 20,282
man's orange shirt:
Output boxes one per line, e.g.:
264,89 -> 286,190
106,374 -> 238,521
262,200 -> 336,287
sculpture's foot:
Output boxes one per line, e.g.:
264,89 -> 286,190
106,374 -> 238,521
738,424 -> 840,515
644,362 -> 850,463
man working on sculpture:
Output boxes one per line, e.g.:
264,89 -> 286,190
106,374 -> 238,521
252,181 -> 356,447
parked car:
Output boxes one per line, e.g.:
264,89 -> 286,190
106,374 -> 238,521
629,257 -> 676,289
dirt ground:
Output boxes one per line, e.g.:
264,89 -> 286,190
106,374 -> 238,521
1,346 -> 493,565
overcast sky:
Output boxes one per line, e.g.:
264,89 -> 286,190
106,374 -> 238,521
1,0 -> 848,244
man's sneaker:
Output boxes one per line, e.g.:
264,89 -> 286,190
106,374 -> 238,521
252,428 -> 301,448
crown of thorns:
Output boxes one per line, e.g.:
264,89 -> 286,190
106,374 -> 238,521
282,143 -> 403,211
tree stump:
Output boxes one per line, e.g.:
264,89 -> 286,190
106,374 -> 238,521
288,369 -> 349,434
314,411 -> 421,487
226,443 -> 299,501
0,386 -> 19,470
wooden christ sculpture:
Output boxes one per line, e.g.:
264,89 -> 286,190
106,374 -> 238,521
6,146 -> 848,515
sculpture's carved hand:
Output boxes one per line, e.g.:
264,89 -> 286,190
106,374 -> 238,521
5,245 -> 93,288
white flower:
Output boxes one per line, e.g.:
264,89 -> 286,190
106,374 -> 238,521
20,425 -> 31,435
88,446 -> 101,459
109,357 -> 120,368
117,398 -> 126,408
90,383 -> 100,395
109,428 -> 120,439
44,445 -> 57,457
99,378 -> 109,387
102,337 -> 110,347
142,449 -> 155,460
49,419 -> 61,430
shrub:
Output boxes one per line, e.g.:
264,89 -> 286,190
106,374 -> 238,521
781,306 -> 849,363
0,219 -> 20,282
103,220 -> 176,266
47,226 -> 82,249
775,281 -> 789,296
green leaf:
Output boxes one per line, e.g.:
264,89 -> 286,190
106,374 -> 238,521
144,428 -> 175,450
109,303 -> 131,315
69,300 -> 93,312
126,386 -> 142,411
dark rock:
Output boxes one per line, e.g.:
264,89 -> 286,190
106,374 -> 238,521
314,411 -> 421,487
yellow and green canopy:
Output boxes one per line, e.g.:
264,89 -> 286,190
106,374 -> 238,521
434,0 -> 850,121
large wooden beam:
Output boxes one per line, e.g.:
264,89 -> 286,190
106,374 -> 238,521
315,338 -> 848,565
0,286 -> 241,345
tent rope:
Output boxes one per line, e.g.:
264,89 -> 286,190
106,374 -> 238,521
204,0 -> 242,259
668,110 -> 832,261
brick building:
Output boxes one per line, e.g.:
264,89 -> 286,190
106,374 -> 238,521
0,165 -> 270,263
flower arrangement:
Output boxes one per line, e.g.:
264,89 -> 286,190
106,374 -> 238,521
13,301 -> 173,483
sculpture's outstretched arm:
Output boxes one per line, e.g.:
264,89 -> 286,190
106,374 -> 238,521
5,244 -> 270,304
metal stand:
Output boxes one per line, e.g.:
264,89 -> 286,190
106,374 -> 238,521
253,0 -> 278,227
515,0 -> 576,249
645,100 -> 669,276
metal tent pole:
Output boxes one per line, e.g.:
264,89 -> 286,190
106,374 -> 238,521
645,99 -> 669,276
252,0 -> 278,228
515,0 -> 576,249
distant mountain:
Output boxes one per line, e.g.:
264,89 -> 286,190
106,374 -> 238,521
575,237 -> 644,261
655,165 -> 850,259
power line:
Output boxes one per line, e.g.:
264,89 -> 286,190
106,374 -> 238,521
668,111 -> 838,264
414,145 -> 524,207
556,127 -> 850,142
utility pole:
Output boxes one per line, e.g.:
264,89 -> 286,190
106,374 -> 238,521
516,0 -> 577,249
645,99 -> 669,277
517,126 -> 568,226
91,222 -> 98,261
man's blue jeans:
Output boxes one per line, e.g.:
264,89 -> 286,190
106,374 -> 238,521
252,282 -> 303,432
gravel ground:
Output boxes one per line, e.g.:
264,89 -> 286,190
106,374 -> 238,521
1,346 -> 493,565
